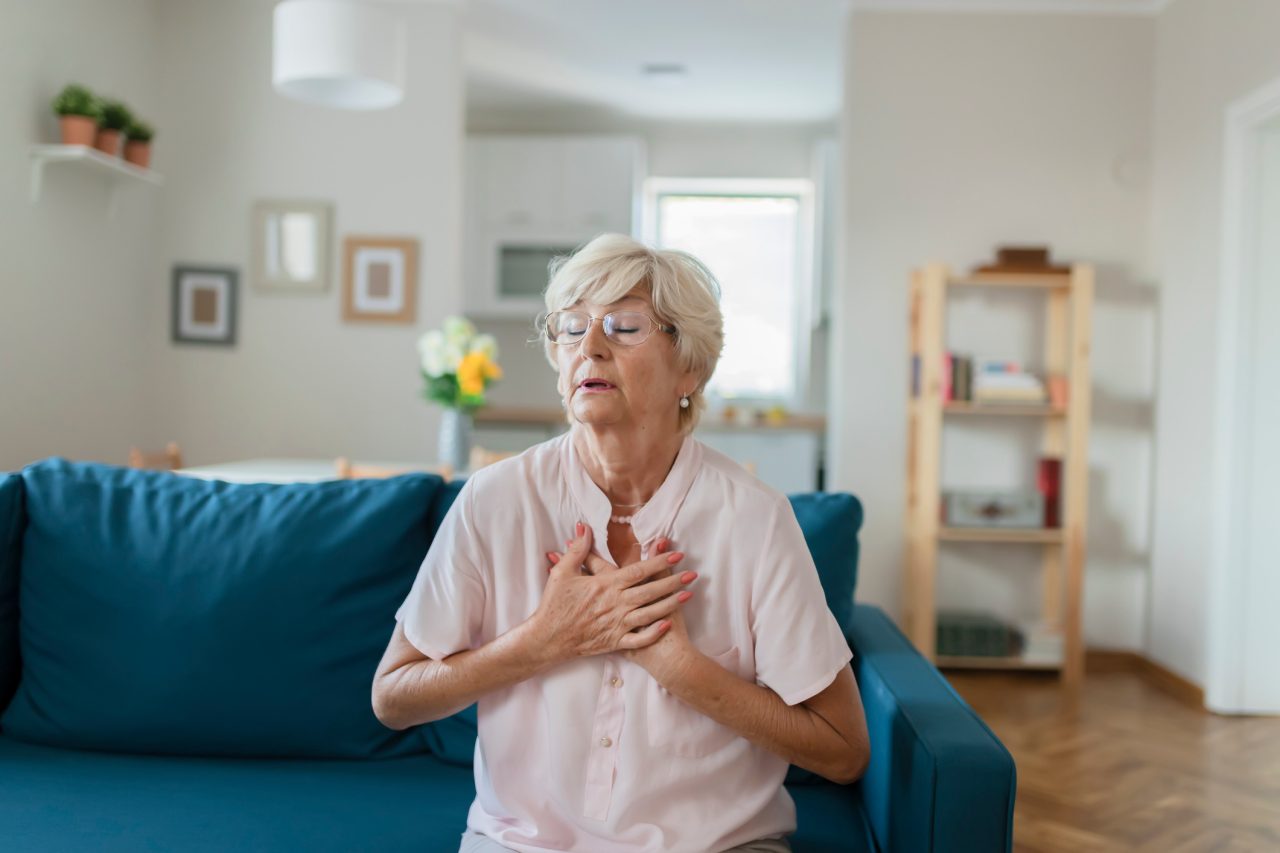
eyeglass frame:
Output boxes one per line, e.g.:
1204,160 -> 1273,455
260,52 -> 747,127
542,309 -> 678,347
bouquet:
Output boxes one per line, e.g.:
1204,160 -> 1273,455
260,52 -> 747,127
417,316 -> 502,412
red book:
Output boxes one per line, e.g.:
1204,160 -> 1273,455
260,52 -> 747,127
1038,457 -> 1062,528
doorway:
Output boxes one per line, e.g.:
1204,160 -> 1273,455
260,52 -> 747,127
1209,79 -> 1280,714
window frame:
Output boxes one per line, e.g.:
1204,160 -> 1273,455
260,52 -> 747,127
641,176 -> 817,407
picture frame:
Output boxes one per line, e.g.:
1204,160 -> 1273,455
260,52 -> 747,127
250,199 -> 332,293
342,236 -> 418,324
172,265 -> 238,346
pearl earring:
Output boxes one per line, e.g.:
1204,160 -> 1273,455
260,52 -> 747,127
680,395 -> 689,409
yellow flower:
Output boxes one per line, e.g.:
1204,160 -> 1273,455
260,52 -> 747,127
457,351 -> 501,396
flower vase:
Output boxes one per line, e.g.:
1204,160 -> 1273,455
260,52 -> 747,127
438,408 -> 473,473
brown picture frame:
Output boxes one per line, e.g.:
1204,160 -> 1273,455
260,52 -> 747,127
342,235 -> 418,324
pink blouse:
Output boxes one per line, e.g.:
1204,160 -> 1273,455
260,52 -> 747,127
395,430 -> 852,853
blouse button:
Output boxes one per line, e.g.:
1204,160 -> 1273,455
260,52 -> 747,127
611,677 -> 623,688
599,736 -> 613,748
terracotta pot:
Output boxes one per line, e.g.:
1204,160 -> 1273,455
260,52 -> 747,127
123,140 -> 151,169
94,128 -> 123,157
59,115 -> 97,146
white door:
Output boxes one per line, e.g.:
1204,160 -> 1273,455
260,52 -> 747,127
1240,118 -> 1280,711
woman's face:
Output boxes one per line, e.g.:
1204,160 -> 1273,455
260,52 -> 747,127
554,290 -> 695,432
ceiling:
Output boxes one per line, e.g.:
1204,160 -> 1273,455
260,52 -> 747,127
461,0 -> 849,123
455,0 -> 1168,124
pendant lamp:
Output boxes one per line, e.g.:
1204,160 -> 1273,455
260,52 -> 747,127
273,0 -> 406,111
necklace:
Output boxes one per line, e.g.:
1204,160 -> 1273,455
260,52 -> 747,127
610,500 -> 647,525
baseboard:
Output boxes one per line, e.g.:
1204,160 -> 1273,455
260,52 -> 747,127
1085,649 -> 1205,710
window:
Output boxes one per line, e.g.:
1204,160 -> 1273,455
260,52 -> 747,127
643,178 -> 815,402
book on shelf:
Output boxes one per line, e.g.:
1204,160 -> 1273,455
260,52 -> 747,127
937,611 -> 1025,658
1038,457 -> 1062,528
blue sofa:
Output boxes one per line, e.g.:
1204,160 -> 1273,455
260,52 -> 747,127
0,459 -> 1014,852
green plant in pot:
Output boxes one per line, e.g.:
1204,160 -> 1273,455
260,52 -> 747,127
51,84 -> 101,147
124,121 -> 155,170
95,100 -> 133,158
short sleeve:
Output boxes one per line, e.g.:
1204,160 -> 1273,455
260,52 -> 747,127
394,476 -> 488,661
750,495 -> 853,706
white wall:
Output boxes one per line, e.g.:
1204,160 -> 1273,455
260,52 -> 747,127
835,12 -> 1158,649
0,0 -> 162,470
148,0 -> 465,466
1146,0 -> 1280,687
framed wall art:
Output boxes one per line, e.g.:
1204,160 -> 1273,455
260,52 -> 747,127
342,235 -> 418,324
250,199 -> 332,292
172,265 -> 238,346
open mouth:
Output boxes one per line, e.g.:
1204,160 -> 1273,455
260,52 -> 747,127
580,380 -> 616,391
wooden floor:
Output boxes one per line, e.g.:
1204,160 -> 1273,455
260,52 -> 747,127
946,669 -> 1280,852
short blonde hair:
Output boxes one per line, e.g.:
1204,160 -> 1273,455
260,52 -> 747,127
537,233 -> 724,433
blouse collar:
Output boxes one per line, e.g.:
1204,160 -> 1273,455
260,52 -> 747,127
562,429 -> 702,549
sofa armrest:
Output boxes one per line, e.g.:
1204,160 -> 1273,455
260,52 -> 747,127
847,604 -> 1016,853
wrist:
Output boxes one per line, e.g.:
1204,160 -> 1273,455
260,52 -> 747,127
516,615 -> 562,673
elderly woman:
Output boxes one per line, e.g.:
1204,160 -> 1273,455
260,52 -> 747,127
372,234 -> 869,853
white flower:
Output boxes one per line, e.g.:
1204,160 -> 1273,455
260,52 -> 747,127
469,333 -> 498,361
443,316 -> 476,348
442,339 -> 465,372
417,330 -> 446,377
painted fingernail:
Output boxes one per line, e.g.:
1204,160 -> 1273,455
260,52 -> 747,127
666,552 -> 684,564
576,522 -> 584,537
680,571 -> 697,584
677,590 -> 693,603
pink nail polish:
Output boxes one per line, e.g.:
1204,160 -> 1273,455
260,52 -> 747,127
666,552 -> 683,564
677,590 -> 693,603
680,571 -> 697,584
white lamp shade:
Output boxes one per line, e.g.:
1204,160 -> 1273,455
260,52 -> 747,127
273,0 -> 406,111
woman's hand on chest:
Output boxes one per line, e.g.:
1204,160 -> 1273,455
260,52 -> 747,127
531,525 -> 699,669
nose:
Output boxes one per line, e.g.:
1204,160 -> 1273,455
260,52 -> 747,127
580,315 -> 612,360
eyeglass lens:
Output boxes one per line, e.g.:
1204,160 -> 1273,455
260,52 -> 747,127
547,311 -> 653,346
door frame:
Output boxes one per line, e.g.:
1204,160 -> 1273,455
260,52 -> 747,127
1208,75 -> 1280,714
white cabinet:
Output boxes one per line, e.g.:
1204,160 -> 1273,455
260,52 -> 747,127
695,428 -> 822,493
464,135 -> 643,318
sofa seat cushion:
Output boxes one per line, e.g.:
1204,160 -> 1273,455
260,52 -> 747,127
0,735 -> 476,853
2,459 -> 444,760
0,735 -> 875,853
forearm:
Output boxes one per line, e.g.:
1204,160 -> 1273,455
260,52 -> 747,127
660,653 -> 860,783
376,619 -> 553,731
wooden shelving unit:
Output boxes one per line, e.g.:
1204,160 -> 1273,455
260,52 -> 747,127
904,263 -> 1093,685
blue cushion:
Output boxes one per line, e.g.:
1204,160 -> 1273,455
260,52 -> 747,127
0,734 -> 477,853
1,459 -> 443,759
0,474 -> 23,716
0,733 -> 871,853
787,492 -> 862,634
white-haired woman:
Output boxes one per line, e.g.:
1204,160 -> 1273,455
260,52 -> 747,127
373,234 -> 868,853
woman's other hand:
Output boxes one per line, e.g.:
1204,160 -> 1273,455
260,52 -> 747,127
617,536 -> 697,684
530,524 -> 697,665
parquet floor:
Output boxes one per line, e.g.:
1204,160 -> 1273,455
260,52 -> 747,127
946,669 -> 1280,852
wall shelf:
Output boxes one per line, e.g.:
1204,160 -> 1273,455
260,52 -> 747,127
29,144 -> 163,217
936,654 -> 1064,671
943,402 -> 1066,417
937,526 -> 1065,544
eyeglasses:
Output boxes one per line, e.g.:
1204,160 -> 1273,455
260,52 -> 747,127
543,310 -> 676,347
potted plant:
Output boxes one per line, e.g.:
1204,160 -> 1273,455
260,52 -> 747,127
95,100 -> 133,157
417,317 -> 503,472
123,121 -> 154,169
51,84 -> 101,146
